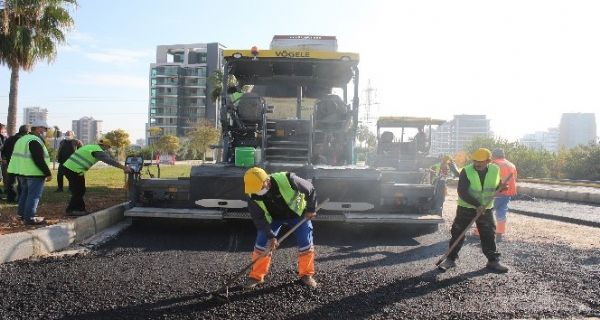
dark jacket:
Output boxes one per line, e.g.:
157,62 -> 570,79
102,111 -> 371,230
57,139 -> 83,164
2,133 -> 24,163
247,172 -> 317,238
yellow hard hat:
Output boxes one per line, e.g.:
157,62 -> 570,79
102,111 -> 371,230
244,167 -> 269,194
98,138 -> 112,148
471,148 -> 492,161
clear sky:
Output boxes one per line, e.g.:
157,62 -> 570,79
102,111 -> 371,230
1,0 -> 599,142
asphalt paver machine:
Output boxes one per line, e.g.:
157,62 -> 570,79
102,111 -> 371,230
125,36 -> 444,227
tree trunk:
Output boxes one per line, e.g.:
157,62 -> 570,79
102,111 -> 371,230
7,66 -> 20,136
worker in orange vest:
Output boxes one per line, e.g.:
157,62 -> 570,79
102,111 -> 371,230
490,149 -> 517,236
473,148 -> 517,238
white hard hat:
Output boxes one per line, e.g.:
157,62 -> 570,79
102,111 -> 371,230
30,119 -> 50,129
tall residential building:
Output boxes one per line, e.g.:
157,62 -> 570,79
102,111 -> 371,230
148,43 -> 225,144
558,113 -> 597,149
430,114 -> 491,155
24,107 -> 48,125
72,117 -> 103,145
520,128 -> 559,152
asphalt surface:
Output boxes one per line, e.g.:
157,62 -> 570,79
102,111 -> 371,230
1,216 -> 599,320
511,199 -> 600,227
519,182 -> 600,195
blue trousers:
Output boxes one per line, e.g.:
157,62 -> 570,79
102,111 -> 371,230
494,196 -> 511,222
255,216 -> 314,253
17,176 -> 46,220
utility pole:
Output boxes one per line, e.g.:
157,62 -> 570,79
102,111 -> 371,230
360,79 -> 379,126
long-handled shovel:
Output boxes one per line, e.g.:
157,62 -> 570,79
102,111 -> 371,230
209,198 -> 329,302
435,173 -> 513,268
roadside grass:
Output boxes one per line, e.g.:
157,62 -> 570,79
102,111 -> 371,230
0,164 -> 191,234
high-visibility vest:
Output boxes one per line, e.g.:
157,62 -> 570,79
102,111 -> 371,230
432,163 -> 441,175
254,172 -> 307,223
7,134 -> 50,176
493,158 -> 517,196
431,162 -> 450,177
229,92 -> 243,106
63,144 -> 103,174
457,164 -> 500,209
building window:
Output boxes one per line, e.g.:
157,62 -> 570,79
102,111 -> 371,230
188,51 -> 207,64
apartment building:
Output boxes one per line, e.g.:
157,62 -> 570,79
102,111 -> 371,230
430,114 -> 491,155
558,113 -> 597,149
24,107 -> 48,125
520,128 -> 559,152
72,116 -> 103,145
148,43 -> 225,144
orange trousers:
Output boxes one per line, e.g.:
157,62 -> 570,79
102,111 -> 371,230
249,249 -> 315,281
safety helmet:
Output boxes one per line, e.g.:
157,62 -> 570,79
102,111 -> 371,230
492,148 -> 505,158
97,138 -> 112,148
30,119 -> 50,129
243,167 -> 269,194
471,148 -> 492,162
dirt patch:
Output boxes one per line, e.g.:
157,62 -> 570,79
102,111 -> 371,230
0,188 -> 127,235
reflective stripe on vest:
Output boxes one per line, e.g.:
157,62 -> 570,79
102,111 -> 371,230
457,163 -> 500,209
254,172 -> 307,223
63,144 -> 103,173
7,134 -> 50,176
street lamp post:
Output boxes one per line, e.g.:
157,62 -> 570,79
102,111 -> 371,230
53,126 -> 61,170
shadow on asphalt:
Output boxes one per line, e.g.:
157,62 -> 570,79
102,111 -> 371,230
62,268 -> 490,320
286,268 -> 491,320
318,241 -> 447,270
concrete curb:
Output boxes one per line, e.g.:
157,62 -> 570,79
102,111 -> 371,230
518,186 -> 600,205
0,202 -> 129,264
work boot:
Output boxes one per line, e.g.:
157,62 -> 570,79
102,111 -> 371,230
301,275 -> 318,289
437,258 -> 456,272
243,277 -> 264,290
23,216 -> 46,225
67,210 -> 89,216
486,260 -> 509,273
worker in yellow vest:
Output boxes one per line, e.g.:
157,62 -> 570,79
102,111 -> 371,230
7,120 -> 52,225
243,167 -> 319,289
438,148 -> 509,273
62,138 -> 131,216
472,148 -> 518,238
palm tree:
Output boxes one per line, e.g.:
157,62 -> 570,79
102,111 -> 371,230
0,0 -> 77,135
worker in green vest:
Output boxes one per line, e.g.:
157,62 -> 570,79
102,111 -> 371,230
227,85 -> 243,107
243,167 -> 319,289
7,120 -> 52,225
438,148 -> 509,273
62,138 -> 131,216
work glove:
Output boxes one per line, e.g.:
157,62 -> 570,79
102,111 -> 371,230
267,238 -> 279,251
304,211 -> 317,220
